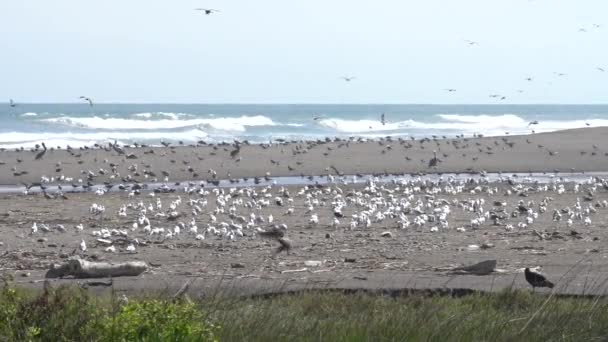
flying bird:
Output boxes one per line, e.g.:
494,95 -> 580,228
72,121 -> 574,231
597,67 -> 605,72
195,8 -> 219,15
525,77 -> 533,81
524,267 -> 554,291
9,99 -> 17,107
464,39 -> 479,46
79,96 -> 93,106
341,76 -> 356,82
528,120 -> 539,126
444,88 -> 456,92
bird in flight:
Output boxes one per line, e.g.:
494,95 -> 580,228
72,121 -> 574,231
524,267 -> 554,291
593,24 -> 601,28
341,76 -> 356,82
195,8 -> 219,15
79,96 -> 93,106
525,77 -> 533,81
464,39 -> 479,46
554,72 -> 567,77
597,67 -> 605,72
489,94 -> 501,98
444,88 -> 456,92
9,99 -> 17,107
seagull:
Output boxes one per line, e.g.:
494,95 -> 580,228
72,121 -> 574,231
579,28 -> 587,32
79,96 -> 93,106
554,72 -> 567,77
464,39 -> 479,46
341,76 -> 356,82
525,77 -> 533,81
195,8 -> 220,15
444,89 -> 457,92
312,114 -> 324,121
9,99 -> 17,107
528,120 -> 539,126
380,113 -> 386,126
597,67 -> 605,72
524,267 -> 554,291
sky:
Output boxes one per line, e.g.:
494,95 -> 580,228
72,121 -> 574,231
0,0 -> 606,104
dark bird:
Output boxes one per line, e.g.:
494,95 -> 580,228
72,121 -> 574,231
229,142 -> 241,158
428,150 -> 441,168
258,225 -> 286,239
525,77 -> 533,81
35,142 -> 47,160
112,140 -> 125,155
276,237 -> 292,255
524,267 -> 554,290
464,39 -> 479,46
528,120 -> 539,126
79,96 -> 93,106
341,76 -> 356,82
597,67 -> 605,72
195,8 -> 220,15
380,113 -> 386,126
444,88 -> 457,92
9,99 -> 17,107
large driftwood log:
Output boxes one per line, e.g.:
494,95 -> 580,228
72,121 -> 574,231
450,260 -> 497,275
45,257 -> 148,279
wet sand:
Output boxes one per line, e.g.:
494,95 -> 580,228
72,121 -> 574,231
1,127 -> 608,296
1,127 -> 608,186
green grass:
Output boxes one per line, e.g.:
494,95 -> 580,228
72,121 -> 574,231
0,280 -> 607,341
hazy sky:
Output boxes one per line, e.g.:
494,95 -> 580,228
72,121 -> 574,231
1,0 -> 606,103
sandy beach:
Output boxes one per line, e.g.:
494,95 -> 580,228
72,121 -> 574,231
1,127 -> 608,296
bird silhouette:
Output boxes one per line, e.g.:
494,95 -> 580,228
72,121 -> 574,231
79,96 -> 93,106
195,8 -> 219,15
9,99 -> 17,107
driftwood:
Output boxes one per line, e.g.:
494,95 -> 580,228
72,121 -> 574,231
45,257 -> 148,279
450,260 -> 497,275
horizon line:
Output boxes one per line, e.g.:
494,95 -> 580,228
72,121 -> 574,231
3,102 -> 608,106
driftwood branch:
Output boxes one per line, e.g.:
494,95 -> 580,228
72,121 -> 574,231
45,257 -> 148,279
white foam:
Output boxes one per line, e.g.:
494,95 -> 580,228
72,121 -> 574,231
20,112 -> 37,117
318,114 -> 608,136
42,115 -> 276,132
132,112 -> 188,120
0,130 -> 208,149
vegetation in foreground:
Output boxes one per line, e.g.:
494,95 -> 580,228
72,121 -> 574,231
0,280 -> 607,341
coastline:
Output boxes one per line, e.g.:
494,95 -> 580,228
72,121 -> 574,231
1,127 -> 607,186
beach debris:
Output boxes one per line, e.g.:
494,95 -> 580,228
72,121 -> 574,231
304,260 -> 323,267
45,256 -> 148,279
380,231 -> 393,238
450,260 -> 498,275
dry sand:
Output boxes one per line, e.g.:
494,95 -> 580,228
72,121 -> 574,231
1,127 -> 608,297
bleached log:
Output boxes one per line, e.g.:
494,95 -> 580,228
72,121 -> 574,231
45,256 -> 148,279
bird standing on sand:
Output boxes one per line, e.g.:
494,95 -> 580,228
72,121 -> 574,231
258,225 -> 291,255
195,8 -> 220,15
9,99 -> 17,107
524,267 -> 554,291
35,142 -> 47,160
79,96 -> 93,106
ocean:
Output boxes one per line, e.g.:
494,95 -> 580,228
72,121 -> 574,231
2,104 -> 608,148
